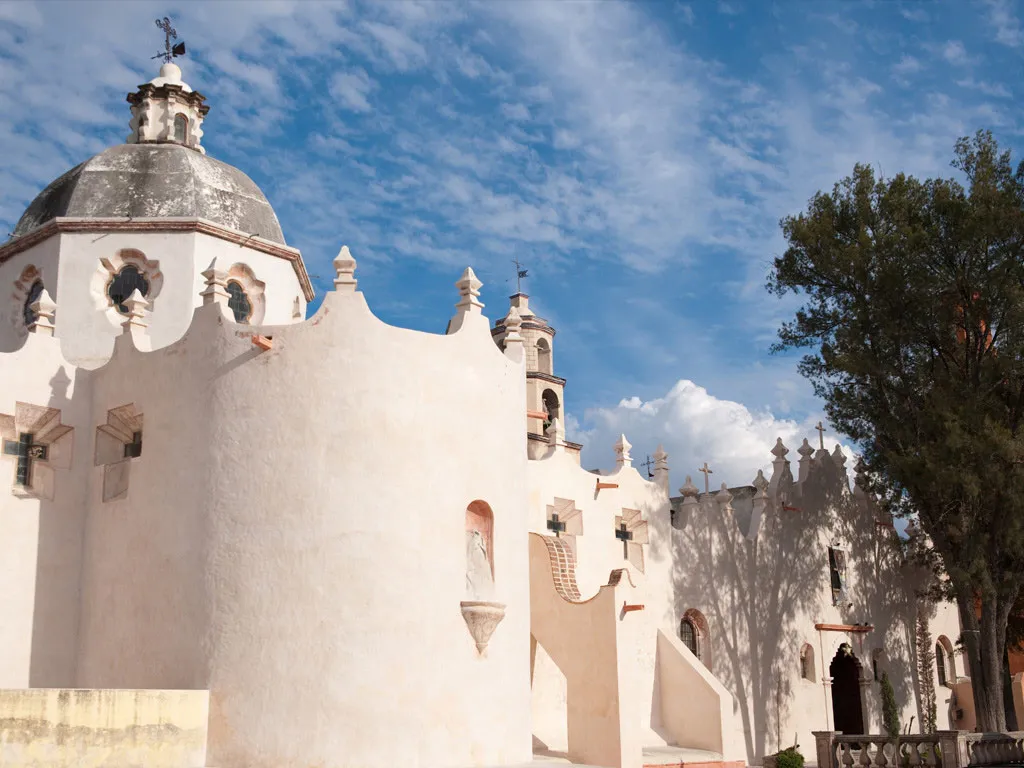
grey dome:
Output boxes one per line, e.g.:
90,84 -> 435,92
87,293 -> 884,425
13,143 -> 285,244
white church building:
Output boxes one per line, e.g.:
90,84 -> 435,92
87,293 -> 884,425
0,59 -> 969,768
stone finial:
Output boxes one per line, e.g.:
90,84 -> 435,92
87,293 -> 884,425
652,444 -> 670,492
797,438 -> 814,483
614,434 -> 632,467
455,267 -> 484,313
333,245 -> 358,292
715,482 -> 733,514
748,481 -> 769,540
771,438 -> 789,460
546,417 -> 565,450
752,468 -> 769,492
832,444 -> 847,468
503,306 -> 524,361
200,262 -> 231,312
680,475 -> 700,499
120,289 -> 150,331
292,296 -> 303,320
653,445 -> 668,470
27,288 -> 57,336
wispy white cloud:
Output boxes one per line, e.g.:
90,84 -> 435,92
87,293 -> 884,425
982,0 -> 1024,46
330,68 -> 377,112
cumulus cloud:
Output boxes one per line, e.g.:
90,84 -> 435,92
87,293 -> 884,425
571,380 -> 855,490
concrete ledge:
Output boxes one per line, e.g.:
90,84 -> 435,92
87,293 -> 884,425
0,688 -> 209,767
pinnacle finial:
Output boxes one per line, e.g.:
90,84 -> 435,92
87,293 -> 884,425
27,288 -> 57,336
455,267 -> 484,313
680,475 -> 700,499
771,438 -> 789,460
614,434 -> 632,466
121,289 -> 150,332
333,245 -> 358,292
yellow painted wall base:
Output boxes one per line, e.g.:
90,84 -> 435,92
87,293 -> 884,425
0,688 -> 209,767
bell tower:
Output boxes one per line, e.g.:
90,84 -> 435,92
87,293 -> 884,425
492,292 -> 578,461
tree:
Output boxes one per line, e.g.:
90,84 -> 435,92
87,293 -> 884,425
915,609 -> 938,734
879,671 -> 901,738
768,130 -> 1024,731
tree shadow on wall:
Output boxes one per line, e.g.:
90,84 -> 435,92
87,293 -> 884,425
668,449 -> 917,763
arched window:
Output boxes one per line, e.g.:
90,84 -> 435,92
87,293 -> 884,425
226,281 -> 252,323
173,114 -> 189,143
536,337 -> 552,374
801,643 -> 816,682
23,280 -> 44,327
542,389 -> 560,431
936,636 -> 955,687
680,617 -> 699,656
107,265 -> 150,314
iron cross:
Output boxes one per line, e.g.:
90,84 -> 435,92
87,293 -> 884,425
698,462 -> 713,494
815,421 -> 826,449
3,433 -> 48,487
640,455 -> 655,479
512,257 -> 528,293
155,17 -> 178,63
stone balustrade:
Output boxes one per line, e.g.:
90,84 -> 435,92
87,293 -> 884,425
814,730 -> 1024,768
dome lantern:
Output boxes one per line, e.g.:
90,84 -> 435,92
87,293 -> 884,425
126,61 -> 209,154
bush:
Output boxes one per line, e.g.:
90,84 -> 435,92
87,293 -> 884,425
775,747 -> 805,768
879,672 -> 901,738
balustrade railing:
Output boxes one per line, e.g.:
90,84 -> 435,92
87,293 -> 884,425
814,731 -> 1024,768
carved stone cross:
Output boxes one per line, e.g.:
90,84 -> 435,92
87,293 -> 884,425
698,461 -> 713,494
815,421 -> 826,449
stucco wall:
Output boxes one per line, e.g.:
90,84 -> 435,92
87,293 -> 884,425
668,449 -> 965,764
0,333 -> 89,688
0,688 -> 208,768
73,287 -> 532,768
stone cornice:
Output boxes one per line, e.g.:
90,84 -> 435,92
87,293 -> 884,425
0,217 -> 315,301
526,371 -> 567,387
527,432 -> 583,451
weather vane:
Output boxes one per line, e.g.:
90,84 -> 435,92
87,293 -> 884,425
512,257 -> 529,293
153,17 -> 187,63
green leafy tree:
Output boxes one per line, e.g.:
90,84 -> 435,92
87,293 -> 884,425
768,130 -> 1024,731
879,672 -> 901,738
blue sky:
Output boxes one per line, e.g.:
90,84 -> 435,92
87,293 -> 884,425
1,0 -> 1022,484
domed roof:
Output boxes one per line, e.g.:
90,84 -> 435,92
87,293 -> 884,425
12,143 -> 286,244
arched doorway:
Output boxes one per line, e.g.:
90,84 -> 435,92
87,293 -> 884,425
830,643 -> 865,735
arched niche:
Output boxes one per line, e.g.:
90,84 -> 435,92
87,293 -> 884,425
465,500 -> 495,600
800,642 -> 816,683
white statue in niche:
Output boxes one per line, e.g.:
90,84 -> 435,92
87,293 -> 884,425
465,529 -> 495,601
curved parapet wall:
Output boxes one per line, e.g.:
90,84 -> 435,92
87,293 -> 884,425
73,288 -> 531,768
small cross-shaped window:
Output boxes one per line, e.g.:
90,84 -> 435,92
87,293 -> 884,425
3,433 -> 48,487
124,431 -> 143,459
547,513 -> 567,535
615,521 -> 633,556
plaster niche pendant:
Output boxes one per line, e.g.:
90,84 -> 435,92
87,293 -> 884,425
460,600 -> 506,654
